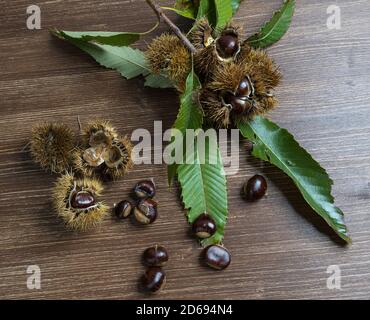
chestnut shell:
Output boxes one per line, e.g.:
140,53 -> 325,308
204,245 -> 231,270
142,267 -> 166,293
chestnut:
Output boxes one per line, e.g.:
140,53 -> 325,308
236,77 -> 253,97
223,92 -> 249,115
204,245 -> 231,270
115,200 -> 133,219
243,174 -> 267,201
71,191 -> 96,209
216,34 -> 239,58
134,198 -> 158,224
141,267 -> 166,293
192,213 -> 216,239
143,245 -> 169,267
134,179 -> 156,199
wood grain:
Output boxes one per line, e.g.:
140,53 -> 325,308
1,0 -> 370,299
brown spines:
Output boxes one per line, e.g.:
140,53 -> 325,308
30,122 -> 75,173
217,21 -> 243,38
73,134 -> 133,180
199,44 -> 281,128
214,21 -> 243,59
53,173 -> 109,231
190,19 -> 243,78
207,62 -> 246,94
102,135 -> 133,180
199,89 -> 231,129
31,119 -> 134,231
193,44 -> 219,79
72,148 -> 98,178
237,46 -> 281,93
146,33 -> 191,89
82,119 -> 118,148
188,18 -> 214,50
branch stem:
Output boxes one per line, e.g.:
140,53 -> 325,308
146,0 -> 197,54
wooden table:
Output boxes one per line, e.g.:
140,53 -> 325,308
1,0 -> 370,300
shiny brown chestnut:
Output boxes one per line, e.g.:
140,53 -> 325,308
236,77 -> 253,97
216,34 -> 239,58
134,198 -> 158,224
243,174 -> 267,201
115,200 -> 133,219
71,191 -> 96,209
141,267 -> 166,293
223,93 -> 249,115
204,245 -> 231,270
134,179 -> 156,198
192,213 -> 216,239
143,245 -> 169,267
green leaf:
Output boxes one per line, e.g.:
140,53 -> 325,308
177,137 -> 228,246
173,0 -> 235,30
167,65 -> 203,185
231,0 -> 242,15
196,0 -> 217,27
173,69 -> 203,134
246,0 -> 296,48
53,30 -> 151,79
238,117 -> 351,244
144,74 -> 174,88
52,13 -> 159,47
214,0 -> 233,30
163,7 -> 197,19
163,0 -> 198,20
54,31 -> 141,47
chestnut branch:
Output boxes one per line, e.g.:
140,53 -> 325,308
145,0 -> 197,54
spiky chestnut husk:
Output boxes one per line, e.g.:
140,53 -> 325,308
190,19 -> 243,78
82,119 -> 118,149
72,148 -> 104,178
102,136 -> 133,179
200,45 -> 281,128
188,18 -> 214,50
53,173 -> 109,231
146,33 -> 191,90
30,122 -> 75,173
73,136 -> 133,180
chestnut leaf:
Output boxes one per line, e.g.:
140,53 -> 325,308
194,0 -> 232,29
162,0 -> 198,20
231,0 -> 243,15
144,74 -> 174,88
177,137 -> 228,246
195,0 -> 217,26
170,0 -> 240,22
238,116 -> 351,244
52,31 -> 141,47
51,12 -> 159,47
52,30 -> 149,78
246,0 -> 295,48
52,30 -> 172,88
172,68 -> 203,134
214,0 -> 233,29
167,65 -> 203,185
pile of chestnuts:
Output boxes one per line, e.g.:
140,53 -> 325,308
222,76 -> 255,116
113,174 -> 268,293
141,245 -> 169,293
191,213 -> 231,271
114,179 -> 158,225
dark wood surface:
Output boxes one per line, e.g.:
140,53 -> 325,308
1,0 -> 370,300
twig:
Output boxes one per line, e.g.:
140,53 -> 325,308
146,0 -> 197,54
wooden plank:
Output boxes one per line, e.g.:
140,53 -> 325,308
0,0 -> 369,299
